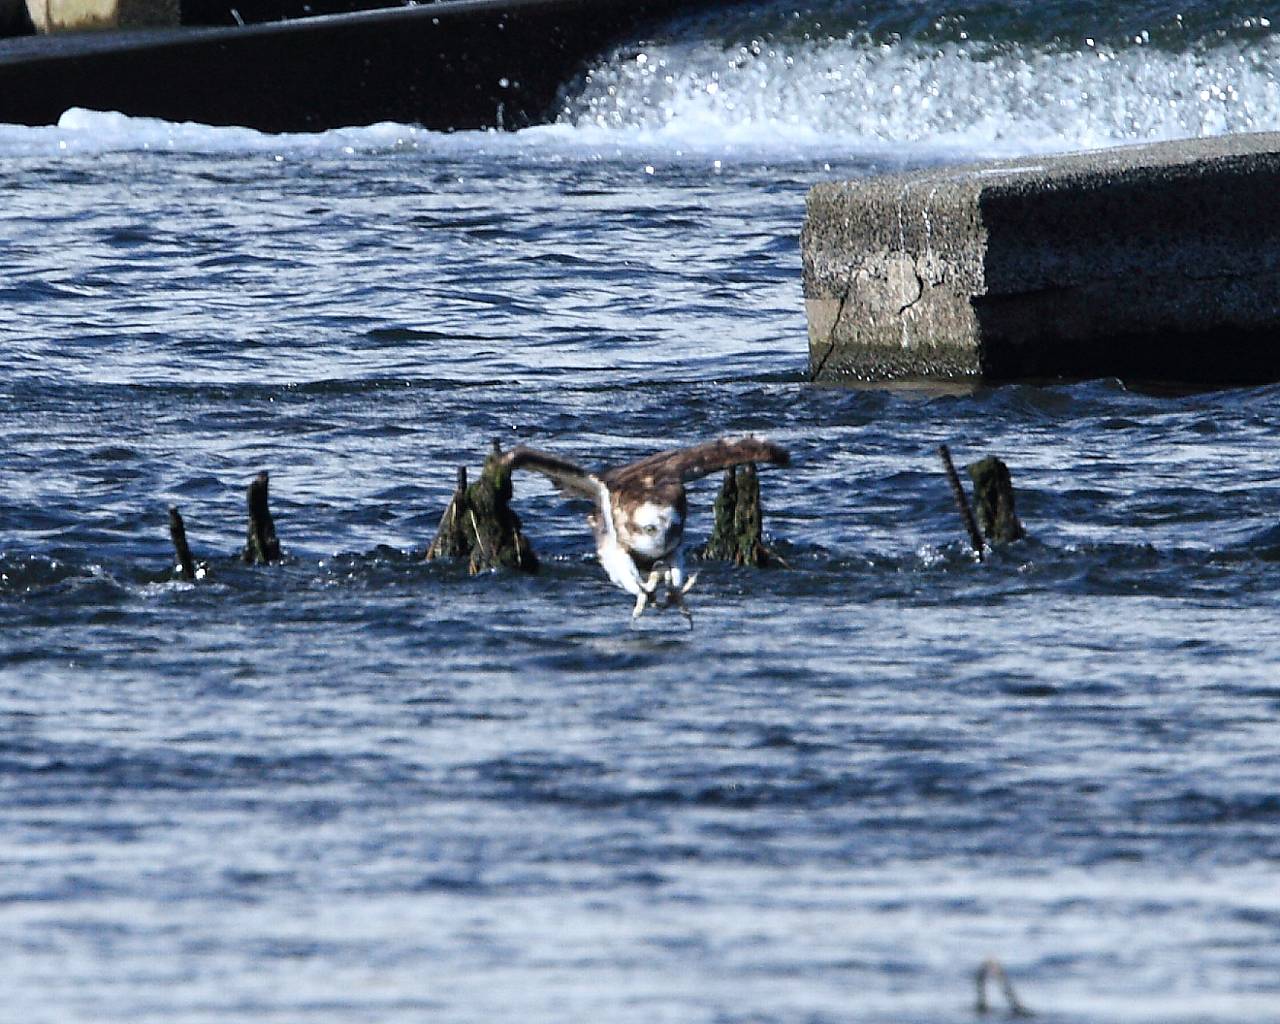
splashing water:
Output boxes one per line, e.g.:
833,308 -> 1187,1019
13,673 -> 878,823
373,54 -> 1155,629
559,0 -> 1280,156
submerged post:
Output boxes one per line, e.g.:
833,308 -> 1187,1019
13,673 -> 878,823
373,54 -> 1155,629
974,957 -> 1033,1017
167,505 -> 198,581
967,456 -> 1026,544
427,466 -> 472,561
938,444 -> 985,560
243,470 -> 281,564
701,465 -> 740,561
426,442 -> 537,574
700,463 -> 782,567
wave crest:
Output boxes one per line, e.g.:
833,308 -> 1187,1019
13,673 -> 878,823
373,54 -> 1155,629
559,31 -> 1280,155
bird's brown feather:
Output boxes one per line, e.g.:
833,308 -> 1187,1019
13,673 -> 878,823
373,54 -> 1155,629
603,436 -> 789,490
503,445 -> 603,503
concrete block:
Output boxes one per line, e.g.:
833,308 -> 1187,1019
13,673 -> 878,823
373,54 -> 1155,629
803,132 -> 1280,384
25,0 -> 176,32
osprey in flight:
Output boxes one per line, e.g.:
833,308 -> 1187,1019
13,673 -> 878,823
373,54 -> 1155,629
503,436 -> 790,620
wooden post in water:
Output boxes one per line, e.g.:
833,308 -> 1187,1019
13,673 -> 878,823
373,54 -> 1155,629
967,456 -> 1026,544
427,442 -> 538,574
168,505 -> 198,581
243,470 -> 281,564
427,466 -> 471,561
974,957 -> 1033,1017
700,463 -> 782,567
939,444 -> 985,560
701,465 -> 740,561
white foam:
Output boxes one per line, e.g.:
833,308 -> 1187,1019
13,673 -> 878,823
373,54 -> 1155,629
2,33 -> 1279,164
0,105 -> 916,165
560,34 -> 1280,157
0,107 -> 441,156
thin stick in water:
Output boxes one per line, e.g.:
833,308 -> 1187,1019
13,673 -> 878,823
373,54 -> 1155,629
939,444 -> 984,560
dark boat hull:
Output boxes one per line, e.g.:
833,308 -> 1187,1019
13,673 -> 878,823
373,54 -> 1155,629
0,0 -> 685,132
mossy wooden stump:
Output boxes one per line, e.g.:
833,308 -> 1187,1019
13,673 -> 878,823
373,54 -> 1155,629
700,463 -> 782,567
427,441 -> 538,573
967,456 -> 1026,544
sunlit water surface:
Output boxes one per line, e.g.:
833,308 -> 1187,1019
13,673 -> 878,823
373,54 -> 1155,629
5,1 -> 1280,1020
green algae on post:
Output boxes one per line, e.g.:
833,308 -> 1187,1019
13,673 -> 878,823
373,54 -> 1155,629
427,466 -> 472,561
427,441 -> 538,574
967,455 -> 1026,544
700,463 -> 783,567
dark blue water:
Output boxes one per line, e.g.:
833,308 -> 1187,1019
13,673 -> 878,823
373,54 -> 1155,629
5,2 -> 1280,1021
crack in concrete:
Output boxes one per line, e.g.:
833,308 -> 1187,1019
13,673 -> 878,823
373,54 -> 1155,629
896,263 -> 926,316
811,256 -> 929,380
809,265 -> 856,382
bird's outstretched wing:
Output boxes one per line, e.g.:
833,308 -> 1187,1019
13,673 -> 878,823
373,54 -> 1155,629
503,445 -> 607,506
604,436 -> 789,489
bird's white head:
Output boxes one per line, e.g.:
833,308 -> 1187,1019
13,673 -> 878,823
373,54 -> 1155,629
621,499 -> 684,560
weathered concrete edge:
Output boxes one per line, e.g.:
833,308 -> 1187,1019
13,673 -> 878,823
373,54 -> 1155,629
803,131 -> 1280,385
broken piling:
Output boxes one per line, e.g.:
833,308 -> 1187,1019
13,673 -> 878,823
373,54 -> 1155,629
243,470 -> 281,564
700,462 -> 783,567
426,441 -> 538,573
